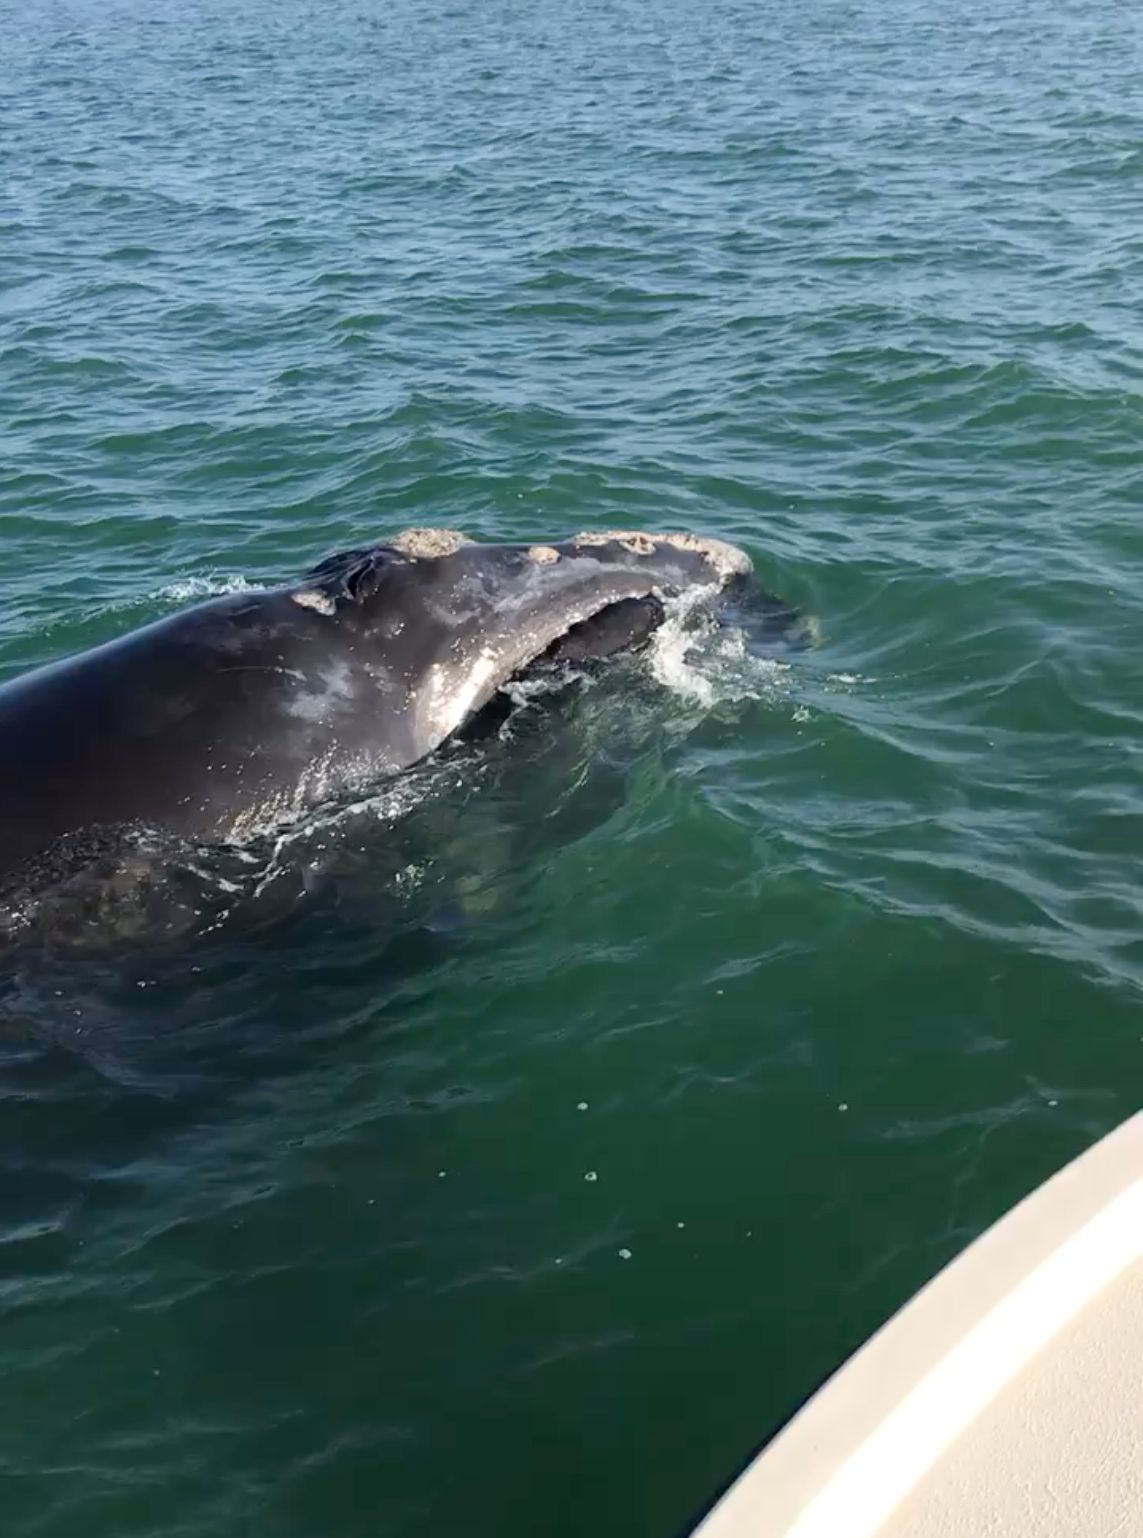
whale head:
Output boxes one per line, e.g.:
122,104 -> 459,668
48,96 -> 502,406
288,527 -> 760,767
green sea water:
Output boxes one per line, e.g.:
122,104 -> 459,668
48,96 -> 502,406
2,0 -> 1142,1533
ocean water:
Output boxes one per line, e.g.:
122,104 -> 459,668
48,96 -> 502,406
2,0 -> 1142,1533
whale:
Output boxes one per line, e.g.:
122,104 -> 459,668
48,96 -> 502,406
0,527 -> 770,903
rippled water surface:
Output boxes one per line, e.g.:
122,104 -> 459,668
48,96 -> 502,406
3,0 -> 1143,1533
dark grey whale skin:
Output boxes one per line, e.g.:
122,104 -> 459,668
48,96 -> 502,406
0,529 -> 756,887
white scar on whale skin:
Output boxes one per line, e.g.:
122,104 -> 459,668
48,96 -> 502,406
285,660 -> 357,723
421,650 -> 500,742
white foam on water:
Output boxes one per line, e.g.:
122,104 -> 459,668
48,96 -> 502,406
493,667 -> 589,743
87,572 -> 266,620
647,589 -> 793,709
393,861 -> 428,893
159,574 -> 266,601
234,764 -> 454,891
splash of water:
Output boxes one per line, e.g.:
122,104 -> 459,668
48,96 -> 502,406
647,588 -> 793,709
